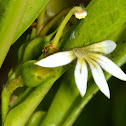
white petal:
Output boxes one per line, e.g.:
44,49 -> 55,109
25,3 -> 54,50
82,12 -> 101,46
74,58 -> 88,96
85,40 -> 116,54
35,50 -> 76,68
88,59 -> 110,98
93,54 -> 126,81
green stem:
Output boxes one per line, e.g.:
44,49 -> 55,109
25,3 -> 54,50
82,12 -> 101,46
30,28 -> 37,40
1,89 -> 11,125
10,88 -> 32,110
44,28 -> 58,42
37,6 -> 46,34
38,8 -> 71,36
52,6 -> 83,48
40,6 -> 84,56
37,29 -> 58,60
1,76 -> 24,124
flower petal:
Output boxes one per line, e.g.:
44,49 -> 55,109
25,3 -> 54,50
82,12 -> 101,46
92,54 -> 126,81
85,40 -> 116,54
74,58 -> 88,96
88,59 -> 110,98
35,50 -> 76,68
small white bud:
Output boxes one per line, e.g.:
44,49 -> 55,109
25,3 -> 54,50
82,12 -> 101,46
74,10 -> 87,19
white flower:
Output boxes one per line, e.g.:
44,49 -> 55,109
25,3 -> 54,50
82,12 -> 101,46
35,40 -> 126,98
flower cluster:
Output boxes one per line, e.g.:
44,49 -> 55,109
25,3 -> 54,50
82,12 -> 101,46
35,40 -> 126,98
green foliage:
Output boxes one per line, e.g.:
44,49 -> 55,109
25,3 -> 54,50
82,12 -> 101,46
0,0 -> 49,68
1,0 -> 126,126
14,0 -> 49,43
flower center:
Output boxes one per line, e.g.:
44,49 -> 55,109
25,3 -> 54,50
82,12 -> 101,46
73,47 -> 89,58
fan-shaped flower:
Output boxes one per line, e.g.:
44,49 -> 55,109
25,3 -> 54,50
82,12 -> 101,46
35,40 -> 126,98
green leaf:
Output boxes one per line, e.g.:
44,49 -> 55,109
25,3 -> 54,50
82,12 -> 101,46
13,0 -> 49,43
0,0 -> 49,68
0,0 -> 30,68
